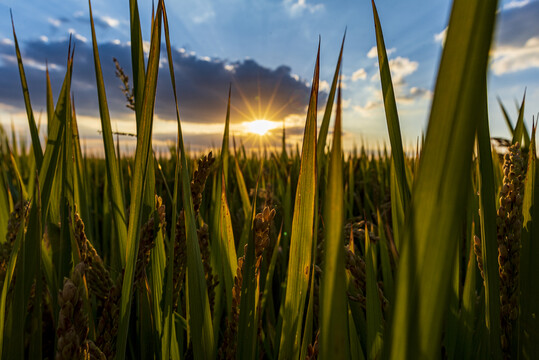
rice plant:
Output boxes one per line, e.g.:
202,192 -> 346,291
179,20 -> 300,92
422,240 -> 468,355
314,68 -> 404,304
0,0 -> 537,359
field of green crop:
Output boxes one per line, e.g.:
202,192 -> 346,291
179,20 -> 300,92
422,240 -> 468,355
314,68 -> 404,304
0,0 -> 537,359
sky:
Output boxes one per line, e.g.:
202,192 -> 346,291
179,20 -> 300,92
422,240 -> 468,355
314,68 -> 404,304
0,0 -> 537,153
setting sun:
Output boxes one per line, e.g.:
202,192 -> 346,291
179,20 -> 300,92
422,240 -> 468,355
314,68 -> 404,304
244,119 -> 279,136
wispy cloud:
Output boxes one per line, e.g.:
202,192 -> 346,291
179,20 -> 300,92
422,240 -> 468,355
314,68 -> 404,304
367,46 -> 395,59
351,68 -> 366,81
99,16 -> 120,28
371,56 -> 418,84
434,27 -> 447,45
48,17 -> 63,28
192,10 -> 215,24
68,28 -> 87,43
284,0 -> 324,17
320,80 -> 330,92
353,100 -> 382,115
503,0 -> 531,10
496,0 -> 539,46
491,36 -> 539,75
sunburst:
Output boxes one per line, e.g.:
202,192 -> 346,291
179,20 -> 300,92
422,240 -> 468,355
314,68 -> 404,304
243,119 -> 279,136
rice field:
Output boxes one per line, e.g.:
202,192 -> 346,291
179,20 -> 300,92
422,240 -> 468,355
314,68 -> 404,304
0,0 -> 537,359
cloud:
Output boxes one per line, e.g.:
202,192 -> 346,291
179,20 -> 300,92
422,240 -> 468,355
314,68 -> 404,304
72,11 -> 122,29
503,0 -> 531,10
495,0 -> 539,47
434,27 -> 447,45
388,57 -> 418,84
48,18 -> 63,28
68,29 -> 87,43
351,68 -> 366,81
0,38 -> 325,144
319,80 -> 330,92
489,1 -> 539,74
192,11 -> 215,24
353,100 -> 382,115
371,56 -> 418,84
367,46 -> 395,59
395,86 -> 432,103
99,16 -> 120,28
491,36 -> 539,75
284,0 -> 324,16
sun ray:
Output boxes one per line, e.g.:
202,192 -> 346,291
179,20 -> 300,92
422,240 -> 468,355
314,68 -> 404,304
244,119 -> 279,136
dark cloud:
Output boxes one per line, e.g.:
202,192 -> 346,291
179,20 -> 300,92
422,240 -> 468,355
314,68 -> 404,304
497,1 -> 539,46
0,38 -> 324,134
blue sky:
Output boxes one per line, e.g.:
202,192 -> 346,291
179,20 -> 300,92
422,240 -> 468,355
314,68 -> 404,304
0,0 -> 537,152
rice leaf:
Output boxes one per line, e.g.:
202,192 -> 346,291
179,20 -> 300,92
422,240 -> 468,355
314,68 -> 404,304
520,123 -> 539,359
455,240 -> 478,359
129,0 -> 146,119
372,1 -> 410,229
163,3 -> 215,357
377,210 -> 394,304
219,173 -> 238,313
46,64 -> 54,137
279,43 -> 319,360
0,167 -> 8,242
116,2 -> 163,358
11,12 -> 43,170
88,0 -> 128,266
385,0 -> 498,358
299,268 -> 315,360
317,32 -> 345,160
237,191 -> 259,360
7,171 -> 41,358
497,97 -> 514,138
320,82 -> 349,360
39,46 -> 74,224
365,226 -> 383,359
476,84 -> 502,359
511,90 -> 526,146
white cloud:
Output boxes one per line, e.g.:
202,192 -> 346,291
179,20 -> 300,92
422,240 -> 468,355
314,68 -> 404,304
351,68 -> 367,81
354,100 -> 382,114
320,80 -> 330,92
388,56 -> 418,84
100,16 -> 120,28
395,86 -> 432,104
69,29 -> 87,43
193,10 -> 215,24
143,40 -> 151,54
48,18 -> 61,27
503,0 -> 530,10
434,27 -> 447,45
371,56 -> 418,84
367,46 -> 395,59
491,36 -> 539,75
0,53 -> 62,72
1,38 -> 13,46
285,0 -> 324,16
40,36 -> 49,43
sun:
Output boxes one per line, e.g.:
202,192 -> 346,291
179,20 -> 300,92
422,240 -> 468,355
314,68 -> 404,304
244,119 -> 278,136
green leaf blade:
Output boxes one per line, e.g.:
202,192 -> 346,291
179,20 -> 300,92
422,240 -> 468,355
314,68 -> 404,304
279,44 -> 319,360
320,83 -> 349,360
385,0 -> 499,358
